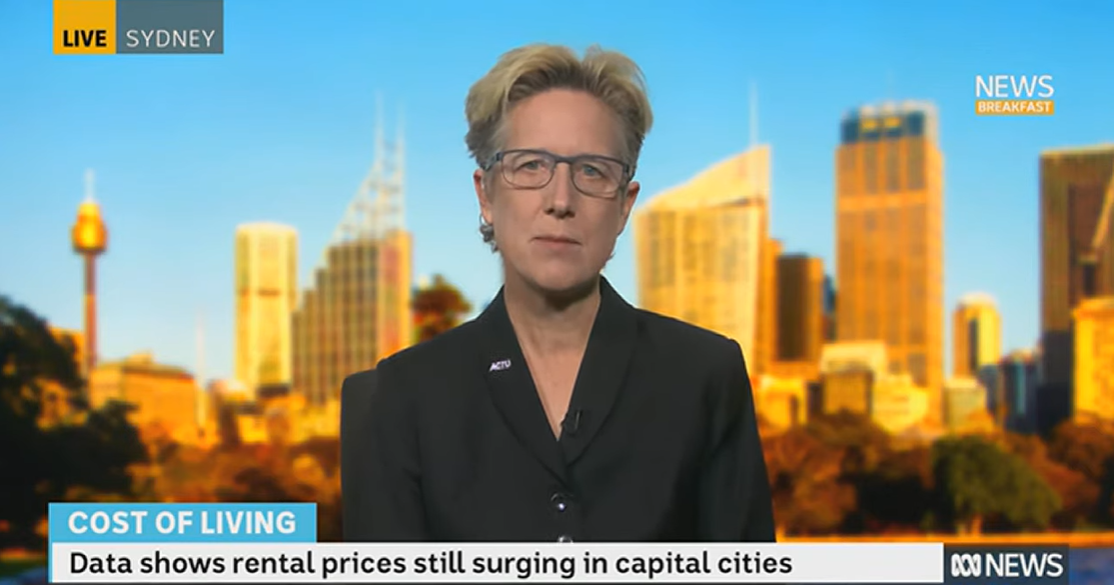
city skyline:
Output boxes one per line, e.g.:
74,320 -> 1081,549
1,1 -> 1112,381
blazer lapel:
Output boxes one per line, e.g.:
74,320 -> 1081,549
560,277 -> 638,465
477,290 -> 568,484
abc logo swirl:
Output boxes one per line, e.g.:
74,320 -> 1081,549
951,553 -> 981,578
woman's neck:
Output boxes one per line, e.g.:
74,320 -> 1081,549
503,272 -> 601,355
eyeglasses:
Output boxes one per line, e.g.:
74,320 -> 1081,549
482,149 -> 633,199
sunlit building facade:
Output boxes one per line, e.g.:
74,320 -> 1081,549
871,374 -> 929,434
88,352 -> 202,445
818,341 -> 888,416
952,292 -> 1002,378
835,101 -> 944,423
234,223 -> 298,395
634,145 -> 774,374
943,376 -> 993,434
1072,297 -> 1114,424
755,376 -> 808,432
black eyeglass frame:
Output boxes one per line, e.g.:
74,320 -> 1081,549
481,148 -> 636,199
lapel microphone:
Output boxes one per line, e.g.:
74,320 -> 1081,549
563,410 -> 583,436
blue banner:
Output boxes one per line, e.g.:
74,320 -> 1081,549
48,502 -> 317,543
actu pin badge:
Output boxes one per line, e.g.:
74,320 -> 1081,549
489,359 -> 511,372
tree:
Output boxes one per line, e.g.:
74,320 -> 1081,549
0,295 -> 147,549
1046,421 -> 1114,483
795,412 -> 899,534
764,427 -> 856,535
412,275 -> 472,343
856,446 -> 933,533
0,296 -> 84,418
931,435 -> 1060,534
149,438 -> 343,540
1045,420 -> 1114,523
1005,432 -> 1098,530
806,411 -> 892,476
47,401 -> 148,499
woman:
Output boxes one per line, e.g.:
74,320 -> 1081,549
341,43 -> 775,542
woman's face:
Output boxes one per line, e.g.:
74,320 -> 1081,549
474,89 -> 640,297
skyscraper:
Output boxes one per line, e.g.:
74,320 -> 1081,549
823,274 -> 837,342
633,145 -> 773,374
992,349 -> 1041,434
234,222 -> 298,395
835,101 -> 944,420
1039,144 -> 1114,428
756,237 -> 781,376
952,292 -> 1002,378
777,254 -> 825,364
292,106 -> 413,407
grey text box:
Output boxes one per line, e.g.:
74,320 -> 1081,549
116,0 -> 223,54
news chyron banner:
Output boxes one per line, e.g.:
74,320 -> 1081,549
48,503 -> 1070,583
53,0 -> 223,55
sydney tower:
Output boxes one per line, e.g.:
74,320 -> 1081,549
71,169 -> 108,376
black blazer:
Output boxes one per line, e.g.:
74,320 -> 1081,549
341,277 -> 775,542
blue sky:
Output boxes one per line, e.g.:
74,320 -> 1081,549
0,0 -> 1109,381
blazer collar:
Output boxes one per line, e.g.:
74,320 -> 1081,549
477,276 -> 639,484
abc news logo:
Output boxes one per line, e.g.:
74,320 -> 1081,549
945,545 -> 1068,583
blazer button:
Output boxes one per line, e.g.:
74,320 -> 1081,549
550,492 -> 570,513
556,535 -> 574,543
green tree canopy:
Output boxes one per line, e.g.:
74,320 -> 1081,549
932,435 -> 1060,534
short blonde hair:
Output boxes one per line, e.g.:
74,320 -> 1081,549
464,44 -> 654,249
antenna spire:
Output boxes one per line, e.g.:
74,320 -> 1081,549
749,81 -> 758,148
84,169 -> 96,202
195,309 -> 206,429
326,92 -> 406,248
397,103 -> 405,154
396,103 -> 406,231
375,92 -> 385,172
195,310 -> 205,386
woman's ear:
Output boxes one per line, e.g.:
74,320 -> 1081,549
474,169 -> 493,225
617,180 -> 640,235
